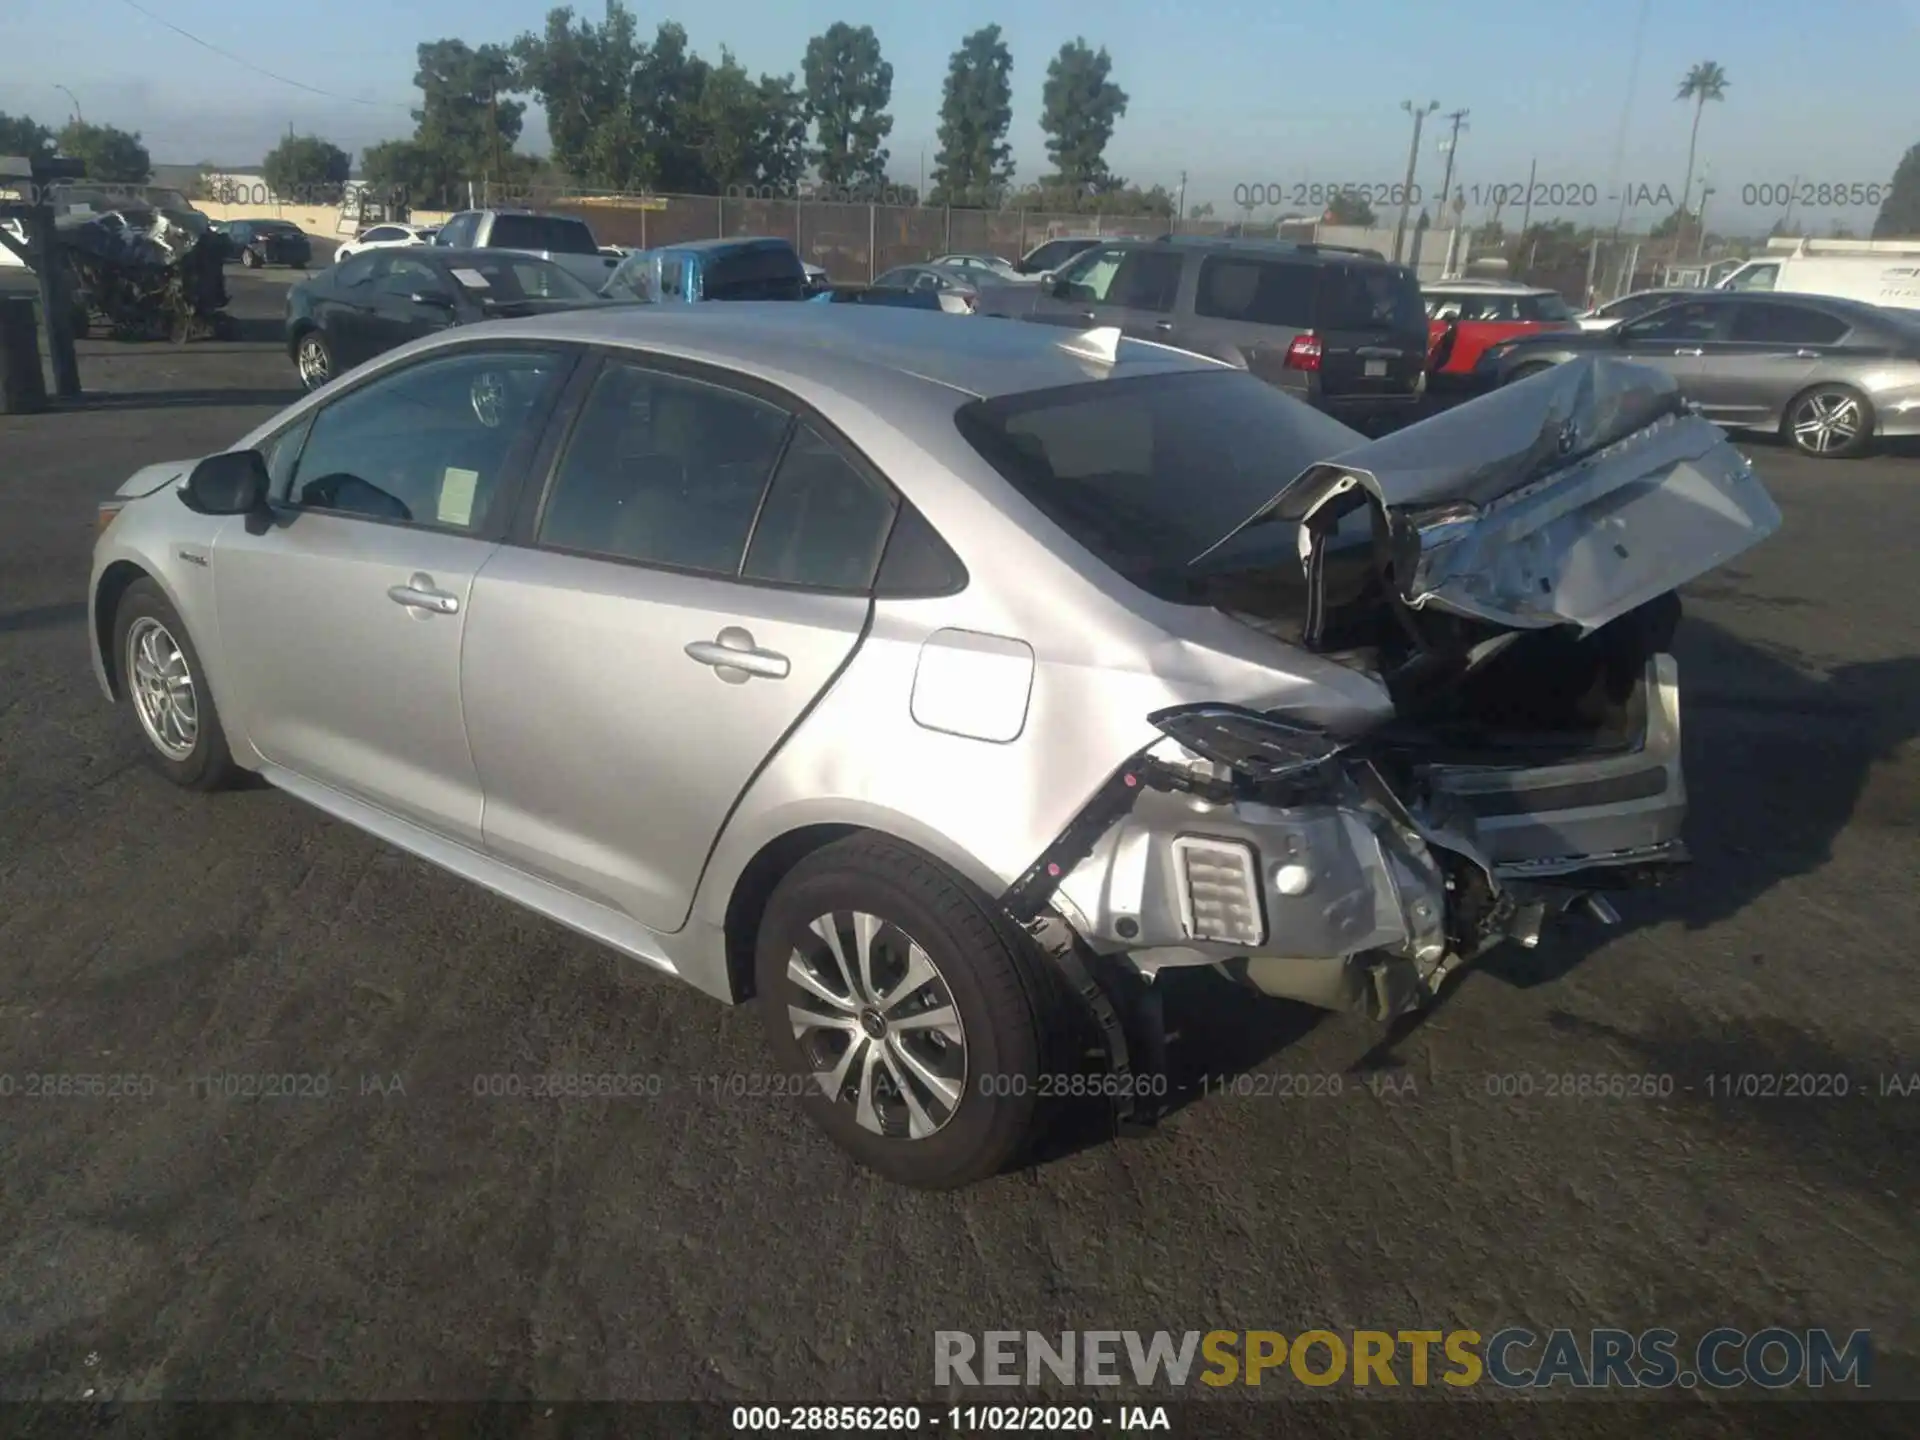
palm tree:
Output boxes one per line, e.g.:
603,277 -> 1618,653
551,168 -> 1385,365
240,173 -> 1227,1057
1674,61 -> 1729,254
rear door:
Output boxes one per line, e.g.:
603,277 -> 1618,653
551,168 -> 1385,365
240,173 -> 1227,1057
361,253 -> 461,357
1313,262 -> 1427,402
461,354 -> 894,932
1686,299 -> 1842,424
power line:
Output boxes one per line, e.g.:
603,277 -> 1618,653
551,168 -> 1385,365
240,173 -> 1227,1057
109,0 -> 412,111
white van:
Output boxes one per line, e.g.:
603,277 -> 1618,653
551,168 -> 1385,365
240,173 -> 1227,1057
1718,253 -> 1920,310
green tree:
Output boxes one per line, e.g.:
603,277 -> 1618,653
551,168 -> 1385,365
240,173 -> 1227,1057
0,111 -> 58,163
1325,190 -> 1376,226
803,22 -> 893,188
1039,40 -> 1127,194
262,134 -> 352,201
630,22 -> 712,192
514,4 -> 645,184
691,51 -> 809,189
1873,142 -> 1920,238
362,40 -> 529,207
1674,61 -> 1728,228
55,120 -> 151,183
751,74 -> 810,189
931,25 -> 1014,208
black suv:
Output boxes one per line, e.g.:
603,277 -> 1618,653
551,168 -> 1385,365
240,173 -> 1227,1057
989,235 -> 1429,426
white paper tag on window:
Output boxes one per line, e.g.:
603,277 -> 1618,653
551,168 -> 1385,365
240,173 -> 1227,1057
438,467 -> 480,526
450,267 -> 490,289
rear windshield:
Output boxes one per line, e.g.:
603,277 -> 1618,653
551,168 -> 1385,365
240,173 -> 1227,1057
953,370 -> 1362,598
1317,264 -> 1426,331
447,256 -> 598,302
706,244 -> 806,300
487,214 -> 599,254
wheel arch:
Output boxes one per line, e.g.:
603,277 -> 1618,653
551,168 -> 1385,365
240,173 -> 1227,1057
93,559 -> 155,699
713,814 -> 1014,1005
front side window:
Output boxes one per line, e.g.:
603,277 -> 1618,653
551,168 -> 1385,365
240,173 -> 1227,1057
1725,263 -> 1780,292
361,226 -> 402,243
1053,246 -> 1129,302
333,253 -> 378,287
1621,300 -> 1725,343
537,361 -> 791,575
1520,292 -> 1576,322
282,348 -> 564,530
742,426 -> 898,591
373,254 -> 442,296
1110,250 -> 1184,312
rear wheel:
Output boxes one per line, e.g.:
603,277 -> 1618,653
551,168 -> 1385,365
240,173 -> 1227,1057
754,835 -> 1066,1189
1784,383 -> 1873,459
241,247 -> 262,269
113,579 -> 240,791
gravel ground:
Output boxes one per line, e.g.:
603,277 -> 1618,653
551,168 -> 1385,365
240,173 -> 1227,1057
0,273 -> 1915,1431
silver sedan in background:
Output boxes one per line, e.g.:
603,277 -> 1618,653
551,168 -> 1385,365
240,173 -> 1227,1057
88,308 -> 1777,1188
869,263 -> 981,313
1477,290 -> 1920,457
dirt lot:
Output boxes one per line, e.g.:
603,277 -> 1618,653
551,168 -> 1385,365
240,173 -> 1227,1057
1,273 -> 1916,1427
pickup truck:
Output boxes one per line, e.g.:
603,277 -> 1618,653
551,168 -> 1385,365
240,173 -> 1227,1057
430,209 -> 620,289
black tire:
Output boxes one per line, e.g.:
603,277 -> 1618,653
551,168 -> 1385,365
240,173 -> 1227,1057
112,578 -> 241,792
294,329 -> 333,391
241,247 -> 262,269
1782,382 -> 1874,459
754,834 -> 1065,1189
1505,359 -> 1557,386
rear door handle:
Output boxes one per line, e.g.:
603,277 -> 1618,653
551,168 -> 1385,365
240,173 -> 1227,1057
685,626 -> 789,683
1153,321 -> 1174,333
1794,348 -> 1820,358
387,573 -> 460,614
1674,347 -> 1705,356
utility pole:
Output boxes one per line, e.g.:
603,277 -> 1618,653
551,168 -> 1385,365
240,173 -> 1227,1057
54,85 -> 82,125
1435,109 -> 1468,216
1175,169 -> 1187,234
1518,156 -> 1539,235
1695,179 -> 1715,261
1392,100 -> 1439,264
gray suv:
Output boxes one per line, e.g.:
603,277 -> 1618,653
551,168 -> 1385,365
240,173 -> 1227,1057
985,236 -> 1430,426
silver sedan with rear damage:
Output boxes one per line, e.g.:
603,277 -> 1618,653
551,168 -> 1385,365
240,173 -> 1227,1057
87,305 -> 1779,1188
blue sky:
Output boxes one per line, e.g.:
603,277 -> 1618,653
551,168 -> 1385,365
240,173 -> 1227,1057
3,0 -> 1918,231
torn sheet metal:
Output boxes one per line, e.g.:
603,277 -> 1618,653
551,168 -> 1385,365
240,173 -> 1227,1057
1200,356 -> 1783,635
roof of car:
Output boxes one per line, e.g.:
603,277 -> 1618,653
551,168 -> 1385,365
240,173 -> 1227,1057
1424,279 -> 1552,293
476,302 -> 1223,400
653,235 -> 796,254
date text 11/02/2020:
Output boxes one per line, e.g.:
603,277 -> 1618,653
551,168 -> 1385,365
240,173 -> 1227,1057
1230,179 -> 1894,212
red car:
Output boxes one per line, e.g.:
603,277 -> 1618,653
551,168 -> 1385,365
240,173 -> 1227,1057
1424,282 -> 1580,380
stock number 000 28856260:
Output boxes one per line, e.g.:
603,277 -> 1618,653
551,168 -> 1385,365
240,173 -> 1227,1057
1743,182 -> 1890,208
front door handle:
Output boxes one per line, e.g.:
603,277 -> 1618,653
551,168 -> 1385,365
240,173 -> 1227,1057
1794,348 -> 1820,358
387,573 -> 460,614
685,626 -> 789,683
1673,347 -> 1705,356
1154,321 -> 1174,333
1078,310 -> 1096,323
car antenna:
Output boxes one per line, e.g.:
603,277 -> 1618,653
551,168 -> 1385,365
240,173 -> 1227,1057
1059,326 -> 1124,365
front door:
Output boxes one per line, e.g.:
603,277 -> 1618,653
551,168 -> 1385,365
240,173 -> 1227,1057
1610,297 -> 1730,394
361,252 -> 460,357
210,344 -> 571,846
462,356 -> 898,932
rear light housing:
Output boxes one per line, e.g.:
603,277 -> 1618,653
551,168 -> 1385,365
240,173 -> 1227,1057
1285,332 -> 1322,371
96,501 -> 126,536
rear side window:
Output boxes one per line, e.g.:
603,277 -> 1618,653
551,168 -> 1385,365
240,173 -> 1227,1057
742,426 -> 898,590
537,362 -> 791,575
1519,292 -> 1575,322
1111,250 -> 1184,312
1318,264 -> 1425,331
487,214 -> 599,254
706,245 -> 806,300
1728,302 -> 1849,345
1195,258 -> 1316,327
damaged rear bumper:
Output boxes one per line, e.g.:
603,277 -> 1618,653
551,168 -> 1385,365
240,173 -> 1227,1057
1002,655 -> 1689,1023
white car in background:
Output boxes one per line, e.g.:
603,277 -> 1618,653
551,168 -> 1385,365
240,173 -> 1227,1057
0,217 -> 26,267
334,223 -> 438,262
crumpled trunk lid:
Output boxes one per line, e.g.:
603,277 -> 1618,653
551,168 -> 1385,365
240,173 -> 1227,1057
1202,356 -> 1782,638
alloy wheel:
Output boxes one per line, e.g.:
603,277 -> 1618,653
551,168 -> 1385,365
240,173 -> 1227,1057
786,911 -> 968,1139
1791,391 -> 1863,454
126,617 -> 199,761
297,335 -> 329,388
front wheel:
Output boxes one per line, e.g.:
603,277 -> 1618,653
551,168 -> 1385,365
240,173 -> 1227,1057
241,248 -> 262,269
112,579 -> 241,791
294,330 -> 333,391
754,835 -> 1066,1189
1784,383 -> 1873,459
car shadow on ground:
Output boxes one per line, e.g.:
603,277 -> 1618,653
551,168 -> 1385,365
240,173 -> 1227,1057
1023,613 -> 1920,1174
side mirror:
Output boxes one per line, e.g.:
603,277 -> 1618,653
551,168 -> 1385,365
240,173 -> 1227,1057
410,289 -> 456,308
181,450 -> 269,515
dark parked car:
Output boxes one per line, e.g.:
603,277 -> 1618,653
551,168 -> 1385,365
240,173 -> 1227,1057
869,264 -> 980,313
1013,235 -> 1102,276
808,286 -> 943,310
286,246 -> 619,391
983,235 -> 1429,428
1472,290 -> 1920,459
220,219 -> 312,269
